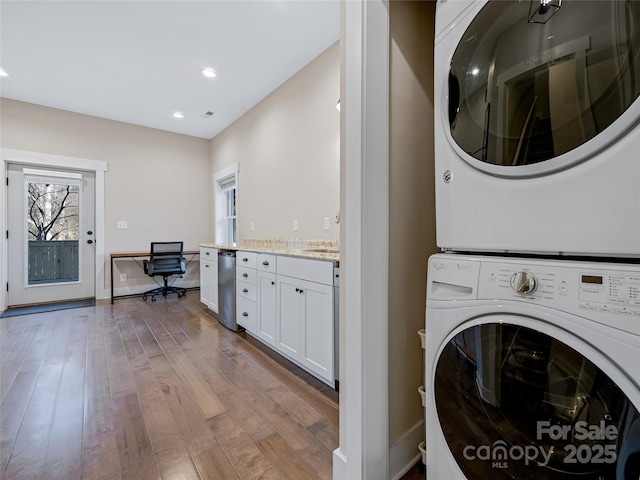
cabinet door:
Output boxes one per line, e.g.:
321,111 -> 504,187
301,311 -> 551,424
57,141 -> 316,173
258,272 -> 277,346
237,296 -> 256,333
277,276 -> 302,359
301,280 -> 333,382
200,259 -> 211,306
200,259 -> 218,313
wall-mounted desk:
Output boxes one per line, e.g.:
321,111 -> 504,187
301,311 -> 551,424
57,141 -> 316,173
110,250 -> 199,304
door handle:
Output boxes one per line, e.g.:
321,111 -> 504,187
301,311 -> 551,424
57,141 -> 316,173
87,239 -> 93,244
87,230 -> 93,235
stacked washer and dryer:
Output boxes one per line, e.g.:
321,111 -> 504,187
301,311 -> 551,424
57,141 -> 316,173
426,1 -> 640,479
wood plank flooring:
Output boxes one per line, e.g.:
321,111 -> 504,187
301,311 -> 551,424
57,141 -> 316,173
0,293 -> 339,480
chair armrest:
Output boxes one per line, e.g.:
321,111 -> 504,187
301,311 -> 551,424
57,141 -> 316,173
143,259 -> 151,275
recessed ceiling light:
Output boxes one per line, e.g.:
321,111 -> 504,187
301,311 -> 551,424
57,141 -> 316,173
173,112 -> 184,119
0,69 -> 8,77
202,68 -> 217,78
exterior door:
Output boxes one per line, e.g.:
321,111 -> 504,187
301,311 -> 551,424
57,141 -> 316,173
7,164 -> 95,306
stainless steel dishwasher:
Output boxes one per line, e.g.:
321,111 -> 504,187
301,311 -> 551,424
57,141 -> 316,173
217,250 -> 243,332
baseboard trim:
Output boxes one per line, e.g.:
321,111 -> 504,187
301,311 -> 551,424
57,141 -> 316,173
333,447 -> 347,480
389,419 -> 424,480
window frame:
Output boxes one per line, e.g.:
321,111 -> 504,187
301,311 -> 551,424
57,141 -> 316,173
213,164 -> 239,246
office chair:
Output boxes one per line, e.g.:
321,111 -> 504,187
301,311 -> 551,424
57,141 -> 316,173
142,241 -> 187,301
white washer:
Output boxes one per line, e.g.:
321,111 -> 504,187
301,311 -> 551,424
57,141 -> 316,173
425,253 -> 640,479
434,0 -> 640,257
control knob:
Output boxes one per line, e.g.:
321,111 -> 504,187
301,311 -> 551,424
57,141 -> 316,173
511,271 -> 537,295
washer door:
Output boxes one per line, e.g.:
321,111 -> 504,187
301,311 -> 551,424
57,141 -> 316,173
435,320 -> 640,479
448,0 -> 640,176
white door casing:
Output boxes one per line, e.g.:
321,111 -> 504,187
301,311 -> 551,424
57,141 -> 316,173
1,149 -> 108,312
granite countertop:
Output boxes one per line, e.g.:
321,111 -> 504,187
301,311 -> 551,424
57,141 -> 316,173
200,239 -> 339,263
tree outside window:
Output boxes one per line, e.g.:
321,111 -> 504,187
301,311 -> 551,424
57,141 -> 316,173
27,181 -> 79,241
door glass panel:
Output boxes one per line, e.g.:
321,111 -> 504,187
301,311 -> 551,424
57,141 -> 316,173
435,323 -> 640,479
449,0 -> 640,167
26,175 -> 80,285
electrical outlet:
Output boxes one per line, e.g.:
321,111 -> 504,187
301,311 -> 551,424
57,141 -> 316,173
117,221 -> 128,230
293,219 -> 299,231
324,217 -> 330,230
120,273 -> 127,282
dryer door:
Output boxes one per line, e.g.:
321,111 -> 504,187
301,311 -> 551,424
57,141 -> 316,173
447,0 -> 640,177
434,319 -> 640,479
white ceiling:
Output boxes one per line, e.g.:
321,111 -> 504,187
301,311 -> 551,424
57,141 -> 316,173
0,1 -> 340,140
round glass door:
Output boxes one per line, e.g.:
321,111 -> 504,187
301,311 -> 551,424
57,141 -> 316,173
449,0 -> 640,173
435,322 -> 640,479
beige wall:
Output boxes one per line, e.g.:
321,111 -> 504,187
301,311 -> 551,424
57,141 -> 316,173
388,0 -> 437,447
210,42 -> 340,242
0,98 -> 212,297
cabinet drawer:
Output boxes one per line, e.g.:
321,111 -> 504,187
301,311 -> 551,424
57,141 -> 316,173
236,266 -> 257,284
257,254 -> 277,273
236,296 -> 257,332
236,280 -> 257,301
237,251 -> 257,269
277,256 -> 334,285
200,247 -> 218,260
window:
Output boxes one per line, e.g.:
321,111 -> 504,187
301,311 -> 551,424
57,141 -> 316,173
214,164 -> 239,245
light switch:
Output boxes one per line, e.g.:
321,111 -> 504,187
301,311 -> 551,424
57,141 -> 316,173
117,221 -> 128,230
293,219 -> 299,231
120,273 -> 127,282
324,217 -> 330,230
251,222 -> 255,232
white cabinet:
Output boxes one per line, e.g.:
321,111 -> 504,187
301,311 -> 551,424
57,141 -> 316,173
200,247 -> 218,313
202,247 -> 335,386
257,271 -> 277,347
300,280 -> 333,382
236,250 -> 257,335
276,256 -> 334,384
277,276 -> 303,358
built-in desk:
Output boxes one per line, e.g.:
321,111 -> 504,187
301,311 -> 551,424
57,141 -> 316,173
110,250 -> 199,303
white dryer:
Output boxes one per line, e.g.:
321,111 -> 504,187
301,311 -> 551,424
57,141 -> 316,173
425,253 -> 640,479
434,0 -> 640,257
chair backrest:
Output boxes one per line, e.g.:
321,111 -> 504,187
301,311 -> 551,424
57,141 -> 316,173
150,241 -> 184,260
148,242 -> 185,275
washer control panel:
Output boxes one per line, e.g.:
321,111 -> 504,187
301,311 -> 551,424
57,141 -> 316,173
428,254 -> 640,335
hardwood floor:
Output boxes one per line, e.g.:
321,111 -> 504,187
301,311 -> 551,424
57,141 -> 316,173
1,293 -> 339,480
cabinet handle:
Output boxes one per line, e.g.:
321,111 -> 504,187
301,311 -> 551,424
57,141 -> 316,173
243,258 -> 248,262
243,273 -> 248,278
243,288 -> 248,293
262,261 -> 269,266
295,288 -> 300,293
205,251 -> 210,255
205,264 -> 209,268
271,281 -> 275,285
242,312 -> 249,317
299,289 -> 304,294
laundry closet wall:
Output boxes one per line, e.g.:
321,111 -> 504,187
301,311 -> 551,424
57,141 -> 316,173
388,0 -> 438,472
